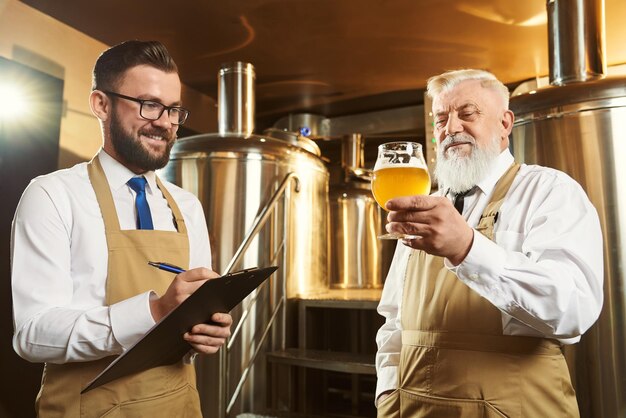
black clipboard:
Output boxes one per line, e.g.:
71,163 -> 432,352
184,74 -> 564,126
81,266 -> 277,393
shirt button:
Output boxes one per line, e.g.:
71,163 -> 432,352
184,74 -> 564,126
468,273 -> 479,281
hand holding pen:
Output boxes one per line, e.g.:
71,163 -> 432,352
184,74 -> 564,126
147,261 -> 232,355
147,261 -> 213,321
148,261 -> 186,274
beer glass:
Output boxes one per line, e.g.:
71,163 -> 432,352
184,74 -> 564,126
371,141 -> 431,239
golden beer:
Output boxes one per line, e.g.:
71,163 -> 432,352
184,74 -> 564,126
372,166 -> 431,209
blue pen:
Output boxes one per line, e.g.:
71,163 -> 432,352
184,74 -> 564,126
148,261 -> 186,274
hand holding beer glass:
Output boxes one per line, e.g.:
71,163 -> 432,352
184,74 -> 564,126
371,141 -> 431,239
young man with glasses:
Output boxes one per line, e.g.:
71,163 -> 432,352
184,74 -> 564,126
11,40 -> 231,417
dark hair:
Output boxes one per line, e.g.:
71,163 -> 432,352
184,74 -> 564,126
91,40 -> 178,91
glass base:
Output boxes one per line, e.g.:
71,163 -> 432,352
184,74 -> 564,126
377,233 -> 420,240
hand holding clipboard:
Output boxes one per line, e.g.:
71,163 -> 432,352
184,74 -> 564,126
81,265 -> 278,393
146,261 -> 233,355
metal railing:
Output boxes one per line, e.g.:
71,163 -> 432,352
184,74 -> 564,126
218,172 -> 300,416
221,172 -> 300,275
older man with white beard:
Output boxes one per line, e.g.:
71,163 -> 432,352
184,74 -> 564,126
374,69 -> 603,418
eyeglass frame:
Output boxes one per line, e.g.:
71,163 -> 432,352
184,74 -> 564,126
102,90 -> 190,125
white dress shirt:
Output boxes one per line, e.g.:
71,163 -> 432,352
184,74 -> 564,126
12,150 -> 212,364
375,149 -> 604,400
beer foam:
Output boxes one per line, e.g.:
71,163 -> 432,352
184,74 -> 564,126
374,157 -> 424,171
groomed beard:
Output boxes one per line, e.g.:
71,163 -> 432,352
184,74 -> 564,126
434,132 -> 502,194
109,108 -> 176,172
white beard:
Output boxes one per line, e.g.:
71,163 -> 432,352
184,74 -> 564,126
434,133 -> 502,194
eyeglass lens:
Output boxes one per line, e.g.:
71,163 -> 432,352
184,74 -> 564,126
140,101 -> 188,125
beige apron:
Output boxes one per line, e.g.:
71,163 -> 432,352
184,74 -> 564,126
378,164 -> 579,418
35,157 -> 202,417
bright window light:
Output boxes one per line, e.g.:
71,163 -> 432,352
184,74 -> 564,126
0,82 -> 29,120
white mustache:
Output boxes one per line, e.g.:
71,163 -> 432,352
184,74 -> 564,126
441,133 -> 476,150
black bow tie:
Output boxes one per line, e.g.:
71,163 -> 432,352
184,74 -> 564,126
452,187 -> 477,214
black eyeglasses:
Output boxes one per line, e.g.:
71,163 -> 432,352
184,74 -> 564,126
102,91 -> 190,125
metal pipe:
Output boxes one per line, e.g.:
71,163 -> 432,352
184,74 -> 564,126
547,0 -> 606,85
227,280 -> 267,351
341,133 -> 364,171
229,184 -> 290,411
218,62 -> 255,136
280,185 -> 290,351
226,295 -> 286,414
218,348 -> 227,418
227,241 -> 284,349
226,240 -> 282,348
219,173 -> 297,416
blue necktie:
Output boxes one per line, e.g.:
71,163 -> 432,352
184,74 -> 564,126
127,177 -> 154,230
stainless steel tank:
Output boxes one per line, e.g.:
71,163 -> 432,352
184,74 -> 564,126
329,133 -> 390,289
509,1 -> 625,416
161,62 -> 330,417
510,76 -> 626,418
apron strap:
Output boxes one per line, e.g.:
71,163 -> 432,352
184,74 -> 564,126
155,176 -> 188,235
87,154 -> 188,234
475,163 -> 520,241
87,156 -> 121,232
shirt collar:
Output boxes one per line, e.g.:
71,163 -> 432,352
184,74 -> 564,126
97,149 -> 158,193
474,148 -> 515,197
